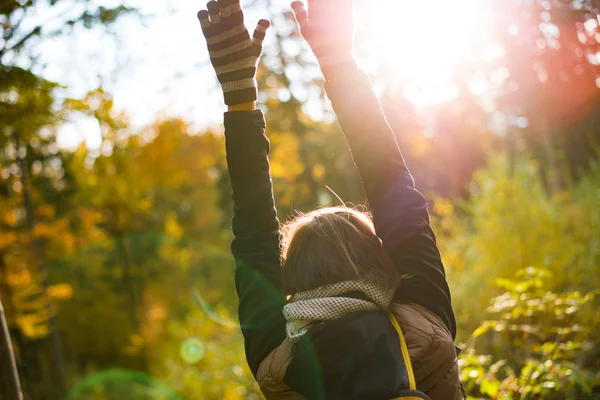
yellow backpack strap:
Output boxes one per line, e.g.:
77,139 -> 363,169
387,311 -> 416,391
387,311 -> 432,399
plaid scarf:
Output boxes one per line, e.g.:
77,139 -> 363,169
283,281 -> 394,343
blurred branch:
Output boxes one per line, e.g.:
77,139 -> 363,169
0,297 -> 22,400
0,2 -> 140,64
0,26 -> 41,60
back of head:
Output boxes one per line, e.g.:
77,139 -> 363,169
281,206 -> 399,294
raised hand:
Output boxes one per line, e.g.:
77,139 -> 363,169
291,0 -> 356,76
198,0 -> 270,106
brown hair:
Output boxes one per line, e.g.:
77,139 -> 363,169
280,206 -> 399,294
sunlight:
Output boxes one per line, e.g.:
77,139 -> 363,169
356,0 -> 494,105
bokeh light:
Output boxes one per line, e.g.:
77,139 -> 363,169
179,338 -> 206,364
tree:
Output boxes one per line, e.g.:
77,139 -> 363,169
0,0 -> 136,64
488,0 -> 600,189
1,2 -> 137,398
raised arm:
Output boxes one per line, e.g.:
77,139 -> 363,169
291,0 -> 456,337
198,0 -> 286,376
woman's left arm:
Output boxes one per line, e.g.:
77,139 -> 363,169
198,0 -> 286,376
290,0 -> 456,338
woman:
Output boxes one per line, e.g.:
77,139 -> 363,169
197,0 -> 464,398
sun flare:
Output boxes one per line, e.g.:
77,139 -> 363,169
355,0 -> 494,105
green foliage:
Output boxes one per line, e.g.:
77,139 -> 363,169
0,66 -> 60,134
66,369 -> 180,400
459,267 -> 599,399
438,153 -> 600,341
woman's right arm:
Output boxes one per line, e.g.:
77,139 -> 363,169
324,69 -> 456,338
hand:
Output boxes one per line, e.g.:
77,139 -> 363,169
198,0 -> 270,106
291,0 -> 357,77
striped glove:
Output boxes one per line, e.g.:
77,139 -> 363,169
198,0 -> 270,105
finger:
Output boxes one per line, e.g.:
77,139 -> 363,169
218,0 -> 233,18
291,1 -> 308,30
207,1 -> 220,23
197,10 -> 211,31
230,0 -> 242,13
228,0 -> 243,26
252,19 -> 270,46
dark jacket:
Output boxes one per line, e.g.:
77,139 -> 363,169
256,303 -> 463,399
224,68 -> 461,399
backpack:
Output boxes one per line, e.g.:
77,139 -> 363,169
257,310 -> 431,399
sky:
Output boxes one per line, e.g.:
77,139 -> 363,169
36,1 -> 227,149
29,0 -> 499,150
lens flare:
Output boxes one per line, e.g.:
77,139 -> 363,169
194,289 -> 241,329
180,338 -> 206,364
355,0 -> 495,105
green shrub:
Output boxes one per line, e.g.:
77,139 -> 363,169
459,267 -> 599,399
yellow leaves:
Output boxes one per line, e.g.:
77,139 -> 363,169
35,204 -> 55,219
138,198 -> 153,213
313,164 -> 326,181
265,97 -> 281,110
17,313 -> 50,339
77,207 -> 102,225
165,212 -> 183,240
48,284 -> 73,300
270,132 -> 303,180
32,221 -> 56,239
223,385 -> 247,400
32,216 -> 78,255
0,230 -> 17,250
5,268 -> 33,286
270,161 -> 286,178
433,198 -> 454,217
146,302 -> 166,322
3,264 -> 71,339
123,334 -> 145,356
3,209 -> 20,227
10,282 -> 51,339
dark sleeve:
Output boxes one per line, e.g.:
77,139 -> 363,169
224,110 -> 287,376
323,69 -> 457,338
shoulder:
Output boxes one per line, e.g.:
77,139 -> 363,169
390,303 -> 459,392
390,303 -> 454,353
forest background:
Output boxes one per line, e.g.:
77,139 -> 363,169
1,0 -> 599,399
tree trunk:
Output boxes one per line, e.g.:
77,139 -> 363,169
14,131 -> 67,397
116,234 -> 148,371
538,115 -> 562,194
